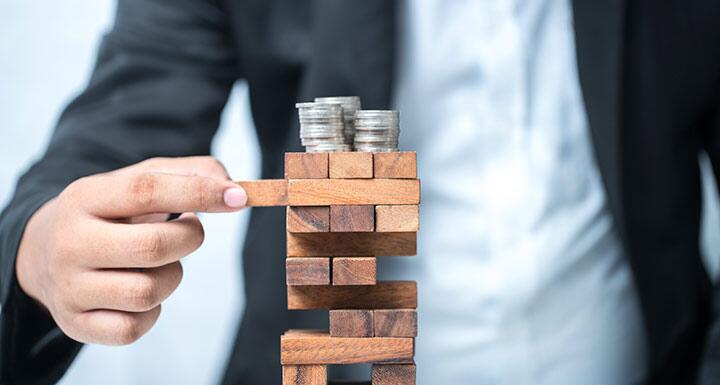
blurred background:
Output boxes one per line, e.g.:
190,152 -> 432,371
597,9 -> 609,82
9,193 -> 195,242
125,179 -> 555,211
1,1 -> 718,384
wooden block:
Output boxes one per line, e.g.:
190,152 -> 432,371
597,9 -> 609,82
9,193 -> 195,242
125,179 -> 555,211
287,179 -> 420,206
330,206 -> 374,232
287,206 -> 330,233
286,258 -> 330,286
328,382 -> 371,385
283,365 -> 327,385
234,179 -> 288,206
287,232 -> 416,257
287,281 -> 417,310
329,152 -> 373,178
285,152 -> 329,179
373,310 -> 417,337
374,356 -> 416,365
371,364 -> 416,385
375,205 -> 419,232
329,310 -> 374,337
281,330 -> 414,365
373,152 -> 416,179
333,257 -> 377,285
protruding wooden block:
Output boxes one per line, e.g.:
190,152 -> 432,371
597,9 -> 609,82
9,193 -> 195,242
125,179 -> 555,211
375,205 -> 419,232
285,152 -> 329,179
373,310 -> 417,337
373,152 -> 416,179
287,179 -> 420,206
287,232 -> 416,257
235,179 -> 288,206
333,257 -> 377,285
330,205 -> 374,232
281,330 -> 414,365
287,281 -> 417,310
371,364 -> 416,385
286,258 -> 330,286
283,365 -> 327,385
330,310 -> 374,337
287,206 -> 330,233
329,152 -> 373,178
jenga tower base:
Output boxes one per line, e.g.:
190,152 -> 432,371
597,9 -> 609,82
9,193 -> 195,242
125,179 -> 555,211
239,151 -> 420,384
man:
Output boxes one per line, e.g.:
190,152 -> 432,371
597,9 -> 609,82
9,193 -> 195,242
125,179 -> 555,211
1,0 -> 719,384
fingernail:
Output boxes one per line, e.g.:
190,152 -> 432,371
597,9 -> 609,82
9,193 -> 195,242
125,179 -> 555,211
223,187 -> 247,208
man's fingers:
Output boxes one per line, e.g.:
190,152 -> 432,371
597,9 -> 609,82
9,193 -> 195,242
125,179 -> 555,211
77,214 -> 204,268
72,172 -> 247,217
69,307 -> 162,345
114,156 -> 231,181
71,263 -> 183,313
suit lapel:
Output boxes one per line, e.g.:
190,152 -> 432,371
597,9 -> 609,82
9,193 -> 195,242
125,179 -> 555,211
572,0 -> 627,241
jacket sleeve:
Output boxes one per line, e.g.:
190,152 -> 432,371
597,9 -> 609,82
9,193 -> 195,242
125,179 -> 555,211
0,0 -> 240,383
699,80 -> 720,384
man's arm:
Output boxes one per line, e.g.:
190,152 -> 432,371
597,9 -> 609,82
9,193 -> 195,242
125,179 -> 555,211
0,0 -> 240,383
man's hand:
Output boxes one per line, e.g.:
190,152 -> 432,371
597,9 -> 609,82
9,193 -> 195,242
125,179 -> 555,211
15,157 -> 247,345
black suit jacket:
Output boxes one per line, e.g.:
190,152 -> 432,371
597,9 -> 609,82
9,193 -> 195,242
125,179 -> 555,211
1,0 -> 719,384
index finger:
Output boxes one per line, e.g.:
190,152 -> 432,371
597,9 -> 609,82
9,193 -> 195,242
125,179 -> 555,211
75,172 -> 247,218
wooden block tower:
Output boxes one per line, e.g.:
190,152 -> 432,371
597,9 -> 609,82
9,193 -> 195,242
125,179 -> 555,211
237,150 -> 419,384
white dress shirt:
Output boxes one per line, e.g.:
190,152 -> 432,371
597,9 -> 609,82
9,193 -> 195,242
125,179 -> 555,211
389,0 -> 648,384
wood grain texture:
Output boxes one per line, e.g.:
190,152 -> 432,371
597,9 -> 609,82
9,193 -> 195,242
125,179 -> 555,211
375,205 -> 419,232
371,364 -> 416,385
329,310 -> 374,337
287,232 -> 416,257
234,179 -> 288,206
327,382 -> 371,385
330,205 -> 374,232
333,257 -> 377,285
373,152 -> 417,179
286,258 -> 330,286
287,179 -> 420,206
285,152 -> 329,179
373,310 -> 417,337
281,330 -> 414,365
329,152 -> 373,178
287,281 -> 417,310
282,365 -> 327,385
287,206 -> 330,233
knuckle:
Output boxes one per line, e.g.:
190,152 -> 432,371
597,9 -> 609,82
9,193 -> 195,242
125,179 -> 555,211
203,157 -> 225,172
61,176 -> 90,201
168,262 -> 184,287
174,262 -> 184,283
194,183 -> 212,212
114,314 -> 144,345
129,174 -> 158,210
56,312 -> 87,342
188,219 -> 205,250
126,275 -> 159,310
135,230 -> 167,262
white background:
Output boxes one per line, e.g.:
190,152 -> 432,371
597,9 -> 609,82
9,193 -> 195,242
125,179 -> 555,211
1,1 -> 718,384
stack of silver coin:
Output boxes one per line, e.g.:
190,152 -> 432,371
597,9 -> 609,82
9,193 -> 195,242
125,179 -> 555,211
295,102 -> 351,152
353,110 -> 400,152
314,96 -> 361,146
